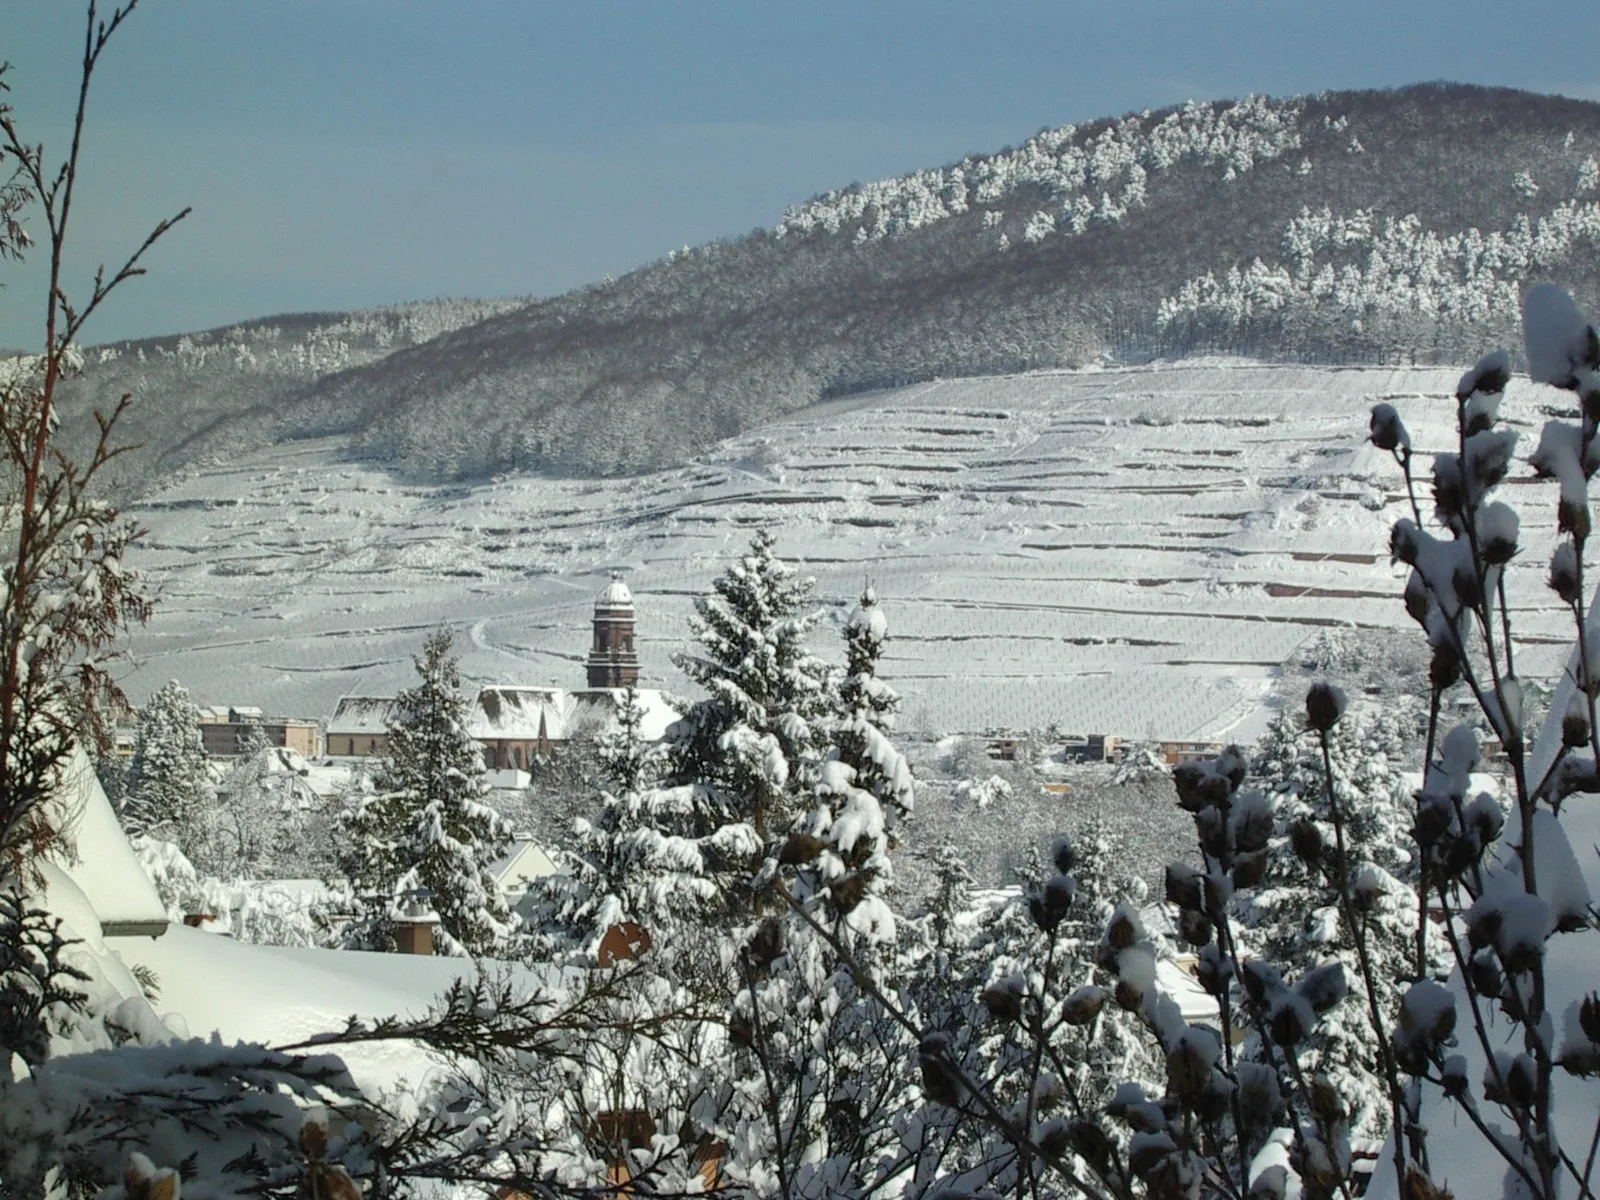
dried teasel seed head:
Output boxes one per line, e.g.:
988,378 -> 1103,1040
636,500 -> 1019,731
1305,682 -> 1347,733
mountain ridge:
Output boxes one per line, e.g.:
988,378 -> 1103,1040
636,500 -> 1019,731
48,82 -> 1600,493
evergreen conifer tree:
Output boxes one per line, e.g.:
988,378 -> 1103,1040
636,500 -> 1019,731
122,680 -> 222,870
658,529 -> 834,918
339,630 -> 518,957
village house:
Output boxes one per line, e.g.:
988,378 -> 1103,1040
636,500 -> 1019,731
196,705 -> 322,759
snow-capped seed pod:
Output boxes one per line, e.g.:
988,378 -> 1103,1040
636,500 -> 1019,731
1560,493 -> 1592,541
1465,898 -> 1502,952
300,1106 -> 330,1159
1042,872 -> 1075,918
1463,792 -> 1504,846
1457,349 -> 1512,401
1412,793 -> 1453,847
918,1034 -> 961,1106
1268,992 -> 1314,1047
1241,960 -> 1286,1007
1165,1031 -> 1217,1098
1450,559 -> 1483,609
1290,818 -> 1324,863
1127,1131 -> 1177,1177
1440,1054 -> 1470,1097
1391,1026 -> 1428,1076
1309,1074 -> 1346,1125
1506,1053 -> 1538,1109
1249,1164 -> 1290,1200
1349,862 -> 1386,914
1215,744 -> 1247,790
1443,831 -> 1484,879
1178,908 -> 1213,950
1164,862 -> 1204,911
1429,643 -> 1462,691
1432,454 -> 1464,522
1230,791 -> 1274,854
745,919 -> 783,967
778,831 -> 825,865
1105,1081 -> 1148,1119
1477,502 -> 1520,565
125,1154 -> 157,1200
1195,944 -> 1231,995
1033,1072 -> 1064,1111
1195,807 -> 1229,860
1106,902 -> 1144,950
1304,682 -> 1347,733
830,872 -> 866,914
1060,985 -> 1108,1026
1496,893 -> 1553,973
1067,1119 -> 1114,1172
1201,870 -> 1233,918
1400,979 -> 1457,1044
1028,893 -> 1060,933
321,1167 -> 362,1200
1390,519 -> 1421,566
979,974 -> 1025,1024
1550,541 -> 1582,604
1370,403 -> 1411,452
1231,849 -> 1268,890
1114,980 -> 1144,1013
1235,1062 -> 1281,1133
1037,1117 -> 1071,1160
1050,835 -> 1077,875
1469,951 -> 1504,999
1523,283 -> 1596,390
1563,693 -> 1591,748
1464,429 -> 1517,494
1403,570 -> 1431,623
1297,963 -> 1348,1015
1582,993 -> 1600,1044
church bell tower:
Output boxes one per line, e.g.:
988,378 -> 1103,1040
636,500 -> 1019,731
587,573 -> 639,688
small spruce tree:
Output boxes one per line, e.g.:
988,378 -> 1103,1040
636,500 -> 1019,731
339,630 -> 518,957
122,680 -> 223,871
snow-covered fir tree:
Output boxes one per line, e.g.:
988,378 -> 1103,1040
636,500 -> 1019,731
121,680 -> 223,871
1237,701 -> 1441,1141
338,630 -> 518,957
659,529 -> 835,919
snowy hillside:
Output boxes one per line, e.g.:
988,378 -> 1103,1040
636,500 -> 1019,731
122,360 -> 1575,742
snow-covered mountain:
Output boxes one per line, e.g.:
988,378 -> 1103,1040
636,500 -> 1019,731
122,359 -> 1575,742
58,84 -> 1600,491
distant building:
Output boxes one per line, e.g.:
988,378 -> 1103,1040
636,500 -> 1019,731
587,574 -> 639,688
325,696 -> 397,758
1159,739 -> 1227,765
328,576 -> 673,764
196,706 -> 321,758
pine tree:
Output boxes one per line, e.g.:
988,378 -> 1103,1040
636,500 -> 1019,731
1237,703 -> 1440,1140
339,631 -> 518,957
122,680 -> 223,871
660,529 -> 834,916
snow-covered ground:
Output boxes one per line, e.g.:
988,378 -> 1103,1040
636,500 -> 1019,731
124,360 -> 1575,743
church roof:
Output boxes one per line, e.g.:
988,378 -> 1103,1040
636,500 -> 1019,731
596,572 -> 633,609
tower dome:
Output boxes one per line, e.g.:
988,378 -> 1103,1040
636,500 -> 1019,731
596,573 -> 634,610
587,573 -> 639,688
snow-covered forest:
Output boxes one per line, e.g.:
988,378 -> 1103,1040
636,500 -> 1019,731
5,6 -> 1600,1199
39,85 -> 1600,490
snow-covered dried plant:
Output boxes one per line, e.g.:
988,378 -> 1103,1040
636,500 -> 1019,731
0,0 -> 183,1067
1353,283 -> 1600,1199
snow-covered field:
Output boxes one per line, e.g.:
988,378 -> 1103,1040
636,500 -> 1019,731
124,360 -> 1576,743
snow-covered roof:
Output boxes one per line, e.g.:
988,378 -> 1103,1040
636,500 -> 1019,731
488,837 -> 558,894
327,695 -> 397,736
469,686 -> 571,741
570,688 -> 679,741
107,925 -> 560,1094
595,572 -> 633,609
50,748 -> 168,938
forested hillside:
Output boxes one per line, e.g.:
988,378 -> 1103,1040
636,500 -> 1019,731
54,84 -> 1600,489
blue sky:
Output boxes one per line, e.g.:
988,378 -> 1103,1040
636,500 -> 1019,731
2,1 -> 1596,347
